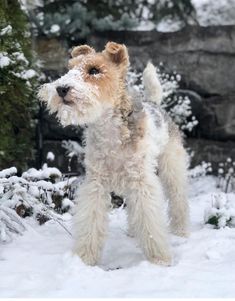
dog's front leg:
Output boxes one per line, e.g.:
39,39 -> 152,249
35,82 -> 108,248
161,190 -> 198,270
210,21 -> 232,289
127,175 -> 172,265
73,179 -> 110,265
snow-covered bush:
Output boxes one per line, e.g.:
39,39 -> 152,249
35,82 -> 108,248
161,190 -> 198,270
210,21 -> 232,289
189,159 -> 235,193
215,158 -> 235,193
0,205 -> 26,243
31,1 -> 137,42
189,161 -> 212,179
31,0 -> 195,42
204,193 -> 235,229
0,165 -> 81,242
127,66 -> 198,134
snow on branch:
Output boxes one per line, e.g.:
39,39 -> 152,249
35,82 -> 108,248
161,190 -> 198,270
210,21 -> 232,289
0,165 -> 82,243
0,167 -> 17,178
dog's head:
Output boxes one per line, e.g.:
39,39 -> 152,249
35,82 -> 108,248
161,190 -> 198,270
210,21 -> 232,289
38,42 -> 129,126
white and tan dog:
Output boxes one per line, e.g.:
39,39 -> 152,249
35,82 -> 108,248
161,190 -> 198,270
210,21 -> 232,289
38,42 -> 189,266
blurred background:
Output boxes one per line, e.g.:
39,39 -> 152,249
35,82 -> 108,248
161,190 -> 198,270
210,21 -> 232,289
1,0 -> 235,176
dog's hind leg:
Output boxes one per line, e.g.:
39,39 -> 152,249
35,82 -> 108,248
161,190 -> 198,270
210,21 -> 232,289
127,174 -> 172,265
73,179 -> 110,265
158,129 -> 189,237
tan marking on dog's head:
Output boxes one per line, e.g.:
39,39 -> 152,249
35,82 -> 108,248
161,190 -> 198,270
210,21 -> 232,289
39,42 -> 132,126
67,42 -> 130,106
69,42 -> 129,77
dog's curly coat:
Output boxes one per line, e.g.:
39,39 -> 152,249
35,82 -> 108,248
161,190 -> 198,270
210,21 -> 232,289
38,42 -> 189,266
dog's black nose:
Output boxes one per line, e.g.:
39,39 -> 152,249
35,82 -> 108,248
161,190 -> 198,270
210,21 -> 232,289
56,86 -> 70,98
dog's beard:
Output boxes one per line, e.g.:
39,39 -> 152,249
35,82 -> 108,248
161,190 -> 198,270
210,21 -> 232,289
55,96 -> 104,127
38,70 -> 104,126
56,103 -> 81,126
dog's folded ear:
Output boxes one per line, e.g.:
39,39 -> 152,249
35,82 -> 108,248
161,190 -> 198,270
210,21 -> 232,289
103,42 -> 129,78
104,42 -> 129,67
71,45 -> 95,58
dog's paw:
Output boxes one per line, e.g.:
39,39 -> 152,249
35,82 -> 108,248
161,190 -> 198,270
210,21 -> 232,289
172,228 -> 190,238
149,256 -> 172,267
80,254 -> 98,266
73,248 -> 98,266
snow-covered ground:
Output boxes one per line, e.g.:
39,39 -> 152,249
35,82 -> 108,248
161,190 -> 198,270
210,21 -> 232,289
0,176 -> 235,298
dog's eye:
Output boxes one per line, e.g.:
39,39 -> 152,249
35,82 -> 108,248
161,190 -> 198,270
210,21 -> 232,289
88,67 -> 100,75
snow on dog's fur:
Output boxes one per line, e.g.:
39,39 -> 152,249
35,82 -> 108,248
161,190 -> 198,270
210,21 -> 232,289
38,42 -> 189,266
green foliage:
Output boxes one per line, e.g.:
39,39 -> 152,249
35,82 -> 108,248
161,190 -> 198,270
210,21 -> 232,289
34,0 -> 138,41
0,0 -> 38,171
206,213 -> 233,229
204,193 -> 235,229
32,0 -> 195,42
206,215 -> 220,227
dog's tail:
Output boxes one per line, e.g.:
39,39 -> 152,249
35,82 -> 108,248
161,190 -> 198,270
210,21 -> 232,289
143,62 -> 163,105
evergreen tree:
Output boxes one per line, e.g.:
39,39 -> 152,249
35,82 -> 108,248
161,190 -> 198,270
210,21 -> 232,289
31,0 -> 196,43
0,0 -> 38,171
